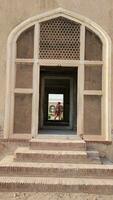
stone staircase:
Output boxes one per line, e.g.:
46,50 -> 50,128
0,137 -> 113,194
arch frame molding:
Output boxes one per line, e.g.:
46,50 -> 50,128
4,8 -> 111,141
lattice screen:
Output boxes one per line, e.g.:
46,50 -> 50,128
39,17 -> 80,60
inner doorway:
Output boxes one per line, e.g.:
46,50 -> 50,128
39,67 -> 77,133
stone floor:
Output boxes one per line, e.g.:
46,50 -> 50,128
0,192 -> 113,200
38,131 -> 77,138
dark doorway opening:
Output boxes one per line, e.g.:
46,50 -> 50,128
39,66 -> 77,132
44,78 -> 70,126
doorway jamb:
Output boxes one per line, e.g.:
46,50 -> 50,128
31,22 -> 40,138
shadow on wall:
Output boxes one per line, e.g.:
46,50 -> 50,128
0,126 -> 3,138
87,134 -> 113,162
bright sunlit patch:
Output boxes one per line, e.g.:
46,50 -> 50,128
48,94 -> 64,121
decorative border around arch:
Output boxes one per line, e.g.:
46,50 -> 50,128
4,8 -> 111,141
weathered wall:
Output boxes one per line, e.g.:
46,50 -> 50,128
0,0 -> 113,132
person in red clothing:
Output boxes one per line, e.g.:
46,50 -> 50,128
54,102 -> 63,120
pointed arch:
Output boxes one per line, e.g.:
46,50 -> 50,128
4,8 -> 111,141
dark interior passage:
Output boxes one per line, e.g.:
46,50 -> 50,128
39,66 -> 77,132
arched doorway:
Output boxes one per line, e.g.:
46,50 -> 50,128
4,8 -> 111,141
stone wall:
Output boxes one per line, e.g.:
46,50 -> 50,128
0,0 -> 113,132
87,134 -> 113,162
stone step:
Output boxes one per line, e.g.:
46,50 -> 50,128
87,150 -> 101,164
14,147 -> 87,163
0,156 -> 112,178
30,138 -> 86,151
0,176 -> 113,194
87,150 -> 99,157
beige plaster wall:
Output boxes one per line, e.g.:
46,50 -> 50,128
0,0 -> 113,132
